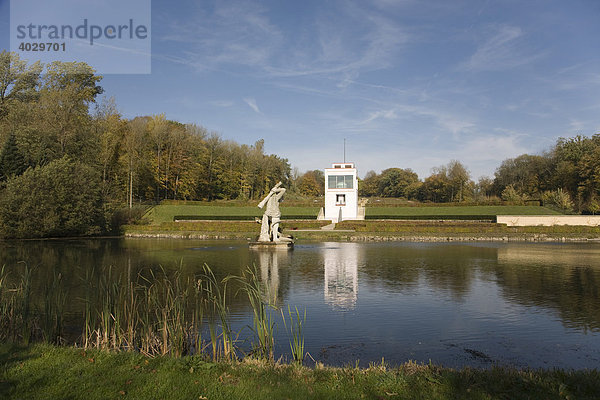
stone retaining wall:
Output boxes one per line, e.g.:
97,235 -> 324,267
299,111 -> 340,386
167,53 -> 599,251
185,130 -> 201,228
497,215 -> 600,227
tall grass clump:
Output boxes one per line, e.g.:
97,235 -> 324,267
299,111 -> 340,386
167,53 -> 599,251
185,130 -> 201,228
0,264 -> 36,343
142,266 -> 192,357
0,265 -> 19,341
0,261 -> 307,365
236,266 -> 277,361
41,271 -> 67,344
83,264 -> 201,357
282,305 -> 306,365
200,264 -> 235,361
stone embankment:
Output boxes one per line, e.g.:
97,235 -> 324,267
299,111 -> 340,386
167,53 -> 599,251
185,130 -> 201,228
125,232 -> 251,239
126,231 -> 600,242
346,235 -> 600,242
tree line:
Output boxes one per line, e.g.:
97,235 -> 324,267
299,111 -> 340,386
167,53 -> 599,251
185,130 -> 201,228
0,52 -> 290,238
339,135 -> 599,214
1,51 -> 599,238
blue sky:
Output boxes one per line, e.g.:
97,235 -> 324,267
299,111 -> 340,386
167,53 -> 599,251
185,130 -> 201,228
2,0 -> 600,179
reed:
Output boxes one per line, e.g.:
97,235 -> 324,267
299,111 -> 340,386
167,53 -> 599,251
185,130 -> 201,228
282,305 -> 306,365
19,263 -> 34,344
98,266 -> 120,349
200,264 -> 235,361
41,271 -> 66,344
236,266 -> 277,361
147,266 -> 190,357
0,264 -> 38,344
0,265 -> 14,341
121,281 -> 138,351
191,277 -> 204,355
0,261 -> 307,364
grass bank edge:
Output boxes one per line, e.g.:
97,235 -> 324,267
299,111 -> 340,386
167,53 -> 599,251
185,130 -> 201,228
143,204 -> 561,225
2,343 -> 599,400
123,222 -> 600,239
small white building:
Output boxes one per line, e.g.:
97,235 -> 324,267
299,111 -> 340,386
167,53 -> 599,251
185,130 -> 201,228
324,162 -> 359,222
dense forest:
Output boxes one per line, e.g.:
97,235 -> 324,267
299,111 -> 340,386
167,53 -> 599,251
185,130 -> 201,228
0,51 -> 599,238
0,52 -> 291,237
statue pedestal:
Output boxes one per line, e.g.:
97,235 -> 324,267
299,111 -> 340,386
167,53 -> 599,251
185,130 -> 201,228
249,241 -> 294,250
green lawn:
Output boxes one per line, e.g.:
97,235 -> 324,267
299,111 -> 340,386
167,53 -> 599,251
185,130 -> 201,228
145,205 -> 321,224
2,344 -> 599,400
366,205 -> 561,217
143,204 -> 561,224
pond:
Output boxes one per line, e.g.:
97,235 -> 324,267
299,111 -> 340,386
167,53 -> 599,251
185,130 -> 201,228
1,238 -> 599,369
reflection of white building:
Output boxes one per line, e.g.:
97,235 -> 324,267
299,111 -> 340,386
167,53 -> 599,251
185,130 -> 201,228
323,243 -> 359,310
257,250 -> 286,304
324,163 -> 359,222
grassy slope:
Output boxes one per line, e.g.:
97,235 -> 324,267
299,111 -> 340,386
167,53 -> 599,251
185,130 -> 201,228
125,220 -> 329,234
145,204 -> 559,224
145,205 -> 320,224
1,344 -> 599,400
366,205 -> 561,216
127,204 -> 591,239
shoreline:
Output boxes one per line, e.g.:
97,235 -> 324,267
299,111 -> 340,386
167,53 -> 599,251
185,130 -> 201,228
124,230 -> 600,243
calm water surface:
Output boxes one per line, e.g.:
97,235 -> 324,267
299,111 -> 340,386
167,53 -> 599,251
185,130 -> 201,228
1,238 -> 599,369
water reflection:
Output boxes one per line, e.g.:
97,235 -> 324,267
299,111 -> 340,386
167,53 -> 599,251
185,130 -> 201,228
496,244 -> 600,332
254,250 -> 289,304
497,244 -> 600,266
322,243 -> 360,310
2,239 -> 600,368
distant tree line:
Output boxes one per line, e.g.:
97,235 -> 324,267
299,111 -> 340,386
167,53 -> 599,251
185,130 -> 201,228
344,135 -> 600,214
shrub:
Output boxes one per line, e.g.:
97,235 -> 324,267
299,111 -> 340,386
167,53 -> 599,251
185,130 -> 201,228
541,189 -> 574,213
501,185 -> 524,204
0,157 -> 105,238
587,196 -> 600,215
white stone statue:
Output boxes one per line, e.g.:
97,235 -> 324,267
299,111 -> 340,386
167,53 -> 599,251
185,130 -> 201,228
257,182 -> 292,243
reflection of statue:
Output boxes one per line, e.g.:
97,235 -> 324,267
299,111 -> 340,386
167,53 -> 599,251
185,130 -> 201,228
258,250 -> 282,304
257,182 -> 293,243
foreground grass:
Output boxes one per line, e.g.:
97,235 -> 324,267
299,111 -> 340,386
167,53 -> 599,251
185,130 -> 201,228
1,344 -> 599,400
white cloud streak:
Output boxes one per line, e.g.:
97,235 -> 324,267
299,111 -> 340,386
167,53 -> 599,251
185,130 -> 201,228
463,25 -> 545,71
243,97 -> 261,114
159,0 -> 409,85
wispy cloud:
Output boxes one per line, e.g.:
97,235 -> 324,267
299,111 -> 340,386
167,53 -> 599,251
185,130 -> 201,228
160,1 -> 283,72
361,109 -> 398,124
458,132 -> 529,163
243,97 -> 261,114
552,72 -> 600,91
159,0 -> 409,86
209,100 -> 234,108
463,25 -> 545,71
266,4 -> 409,82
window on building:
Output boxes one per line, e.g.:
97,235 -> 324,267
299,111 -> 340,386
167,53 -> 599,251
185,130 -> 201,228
336,194 -> 346,205
327,175 -> 353,189
345,164 -> 352,168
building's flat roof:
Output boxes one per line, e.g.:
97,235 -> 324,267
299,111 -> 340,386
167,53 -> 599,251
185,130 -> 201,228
327,162 -> 355,167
